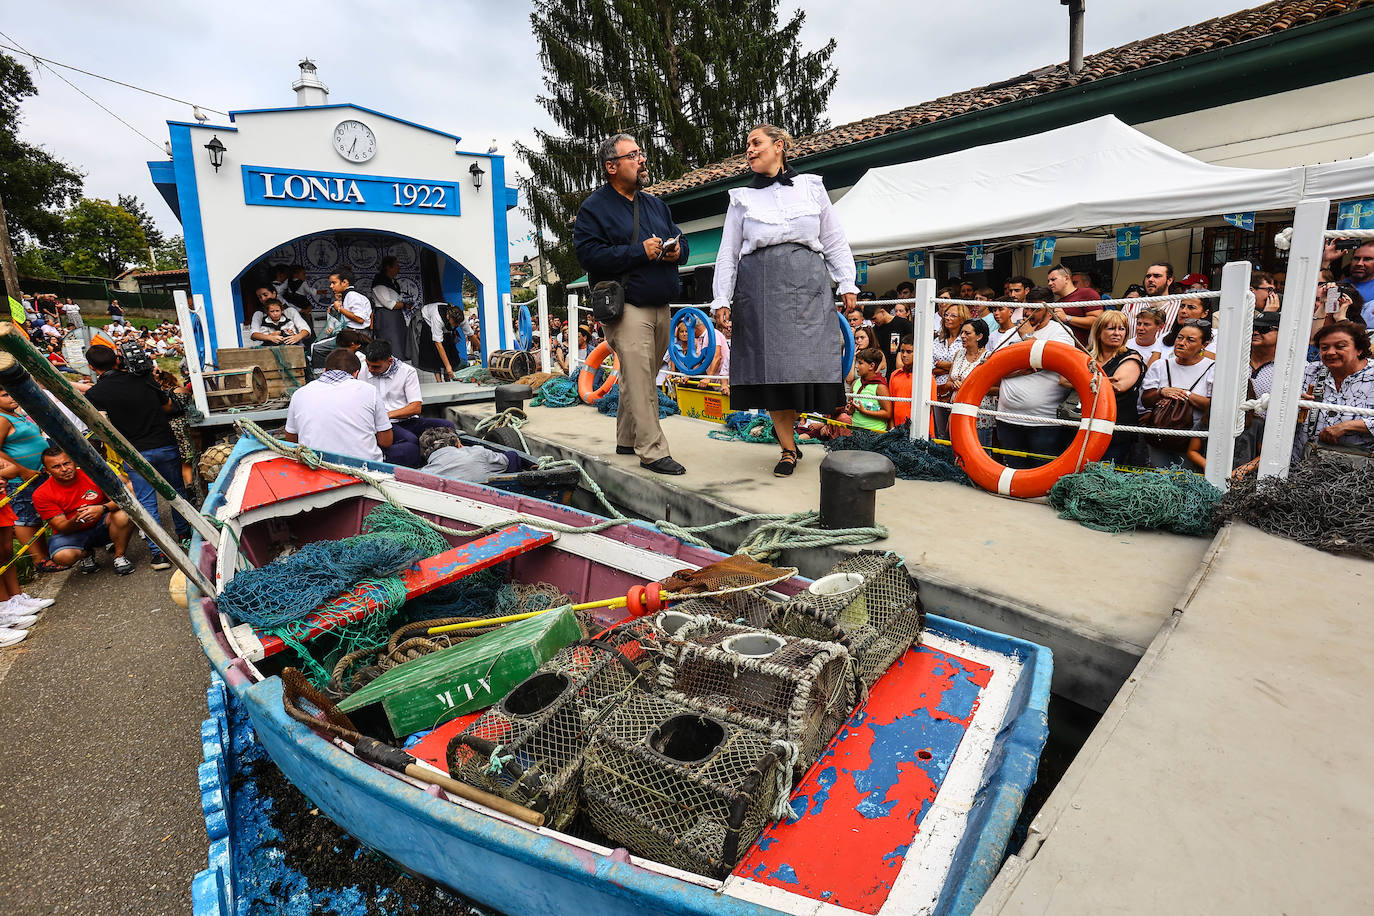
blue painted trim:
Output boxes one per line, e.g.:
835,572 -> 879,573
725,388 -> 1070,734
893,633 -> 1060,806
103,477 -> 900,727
167,120 -> 239,132
440,260 -> 471,363
147,160 -> 181,219
228,103 -> 461,143
489,155 -> 512,353
504,185 -> 520,211
239,164 -> 460,217
169,122 -> 220,354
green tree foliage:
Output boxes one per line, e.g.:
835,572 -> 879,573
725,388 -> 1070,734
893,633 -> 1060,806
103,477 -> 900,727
118,193 -> 165,249
60,198 -> 148,278
152,233 -> 186,270
0,53 -> 84,254
518,0 -> 837,285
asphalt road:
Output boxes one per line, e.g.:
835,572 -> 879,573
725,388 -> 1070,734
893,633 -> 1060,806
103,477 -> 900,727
0,537 -> 209,915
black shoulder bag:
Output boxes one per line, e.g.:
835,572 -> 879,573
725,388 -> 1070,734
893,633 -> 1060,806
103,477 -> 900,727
590,193 -> 640,324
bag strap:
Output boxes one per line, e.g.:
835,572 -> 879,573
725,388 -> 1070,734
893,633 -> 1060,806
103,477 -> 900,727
619,194 -> 641,287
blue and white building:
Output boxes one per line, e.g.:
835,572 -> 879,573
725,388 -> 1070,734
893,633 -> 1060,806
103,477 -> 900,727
147,60 -> 516,363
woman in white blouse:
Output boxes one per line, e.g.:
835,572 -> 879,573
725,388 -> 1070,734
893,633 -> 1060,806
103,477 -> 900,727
712,125 -> 859,477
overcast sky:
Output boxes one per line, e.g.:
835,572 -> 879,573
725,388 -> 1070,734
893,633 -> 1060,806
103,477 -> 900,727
1,0 -> 1263,261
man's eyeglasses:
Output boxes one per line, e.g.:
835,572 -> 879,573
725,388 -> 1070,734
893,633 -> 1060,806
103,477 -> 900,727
610,150 -> 647,162
1252,285 -> 1276,292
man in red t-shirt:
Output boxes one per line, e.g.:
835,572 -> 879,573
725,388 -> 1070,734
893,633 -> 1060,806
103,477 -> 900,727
32,448 -> 135,575
889,335 -> 915,428
1047,264 -> 1102,347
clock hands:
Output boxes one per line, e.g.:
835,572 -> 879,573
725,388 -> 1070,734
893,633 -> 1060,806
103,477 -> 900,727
349,138 -> 357,156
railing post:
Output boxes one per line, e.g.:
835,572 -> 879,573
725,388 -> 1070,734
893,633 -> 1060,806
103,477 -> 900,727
1204,261 -> 1252,489
567,294 -> 580,377
1259,198 -> 1329,478
537,285 -> 551,373
909,278 -> 936,441
175,290 -> 211,417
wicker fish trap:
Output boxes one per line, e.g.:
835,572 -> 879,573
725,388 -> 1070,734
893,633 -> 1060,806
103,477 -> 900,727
768,551 -> 924,688
659,616 -> 857,773
582,692 -> 788,878
446,640 -> 643,830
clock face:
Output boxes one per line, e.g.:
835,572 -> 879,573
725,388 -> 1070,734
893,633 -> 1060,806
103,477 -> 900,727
333,120 -> 376,162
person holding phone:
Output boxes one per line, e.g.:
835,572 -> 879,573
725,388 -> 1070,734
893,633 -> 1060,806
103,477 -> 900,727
711,124 -> 858,477
1308,281 -> 1367,360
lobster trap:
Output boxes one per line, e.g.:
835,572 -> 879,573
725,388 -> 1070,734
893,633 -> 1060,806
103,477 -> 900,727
659,617 -> 857,772
582,692 -> 788,878
660,555 -> 792,628
446,640 -> 642,830
769,551 -> 924,688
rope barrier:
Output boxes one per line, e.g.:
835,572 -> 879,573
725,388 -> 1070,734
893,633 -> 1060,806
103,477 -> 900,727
0,522 -> 51,575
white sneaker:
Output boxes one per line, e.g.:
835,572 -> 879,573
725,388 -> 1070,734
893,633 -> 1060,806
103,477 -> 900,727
0,613 -> 37,629
15,594 -> 54,610
0,626 -> 26,648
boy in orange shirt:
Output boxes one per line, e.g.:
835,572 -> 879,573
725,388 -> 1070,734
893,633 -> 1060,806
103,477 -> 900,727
888,334 -> 915,428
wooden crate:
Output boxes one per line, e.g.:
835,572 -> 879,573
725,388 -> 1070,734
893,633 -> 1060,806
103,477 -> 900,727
215,346 -> 307,398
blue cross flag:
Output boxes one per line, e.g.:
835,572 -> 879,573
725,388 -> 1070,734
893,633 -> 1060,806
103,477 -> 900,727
965,244 -> 985,272
1336,198 -> 1374,231
1223,212 -> 1255,231
1032,236 -> 1057,268
855,260 -> 868,285
1116,226 -> 1142,262
907,251 -> 926,280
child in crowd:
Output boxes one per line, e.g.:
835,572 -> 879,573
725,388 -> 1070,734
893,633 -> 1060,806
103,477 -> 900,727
847,348 -> 892,433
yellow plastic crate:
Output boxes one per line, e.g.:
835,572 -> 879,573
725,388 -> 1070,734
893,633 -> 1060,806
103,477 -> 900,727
673,383 -> 731,424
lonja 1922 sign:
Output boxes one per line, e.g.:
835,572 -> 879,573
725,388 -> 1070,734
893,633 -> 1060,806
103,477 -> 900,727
241,165 -> 461,217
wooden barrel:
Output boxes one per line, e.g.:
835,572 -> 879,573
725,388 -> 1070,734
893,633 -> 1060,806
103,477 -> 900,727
489,349 -> 534,382
204,365 -> 269,408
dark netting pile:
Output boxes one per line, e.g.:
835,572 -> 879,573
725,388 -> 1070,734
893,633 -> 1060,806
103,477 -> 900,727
1215,453 -> 1374,558
825,428 -> 971,485
594,385 -> 680,419
1048,463 -> 1222,537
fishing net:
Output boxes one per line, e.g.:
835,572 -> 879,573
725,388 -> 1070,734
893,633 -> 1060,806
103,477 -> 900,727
1215,453 -> 1374,558
659,555 -> 794,628
826,427 -> 971,485
706,410 -> 808,447
453,366 -> 501,386
1048,463 -> 1221,536
769,551 -> 924,689
447,641 -> 645,830
659,617 -> 857,773
530,376 -> 580,408
326,616 -> 506,698
582,692 -> 790,878
594,385 -> 680,419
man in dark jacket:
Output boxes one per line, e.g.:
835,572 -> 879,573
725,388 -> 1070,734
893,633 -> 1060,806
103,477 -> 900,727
573,134 -> 689,475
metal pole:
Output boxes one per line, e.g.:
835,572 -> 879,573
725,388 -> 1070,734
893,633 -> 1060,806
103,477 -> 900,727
1259,198 -> 1329,478
0,321 -> 220,545
910,277 -> 936,441
1204,260 -> 1252,489
0,345 -> 217,596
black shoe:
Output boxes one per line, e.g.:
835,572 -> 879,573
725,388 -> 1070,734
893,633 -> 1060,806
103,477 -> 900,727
641,456 -> 686,475
773,448 -> 800,477
616,445 -> 635,456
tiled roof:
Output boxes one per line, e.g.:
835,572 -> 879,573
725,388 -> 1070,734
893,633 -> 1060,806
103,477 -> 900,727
647,0 -> 1372,198
129,269 -> 190,278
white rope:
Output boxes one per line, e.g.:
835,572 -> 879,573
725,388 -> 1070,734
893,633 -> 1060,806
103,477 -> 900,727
933,291 -> 1220,309
1242,392 -> 1374,420
1322,229 -> 1374,239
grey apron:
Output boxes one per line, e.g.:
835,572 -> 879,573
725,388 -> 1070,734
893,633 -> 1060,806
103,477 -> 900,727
731,243 -> 841,386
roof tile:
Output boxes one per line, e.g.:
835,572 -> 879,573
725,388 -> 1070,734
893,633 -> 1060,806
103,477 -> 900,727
647,0 -> 1364,198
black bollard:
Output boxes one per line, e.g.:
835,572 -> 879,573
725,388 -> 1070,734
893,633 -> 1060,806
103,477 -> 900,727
494,384 -> 533,413
818,451 -> 896,530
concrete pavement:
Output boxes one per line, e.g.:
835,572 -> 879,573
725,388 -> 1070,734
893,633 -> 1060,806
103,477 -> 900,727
0,541 -> 208,916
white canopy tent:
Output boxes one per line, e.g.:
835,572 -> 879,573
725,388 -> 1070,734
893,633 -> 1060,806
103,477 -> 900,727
833,115 -> 1313,256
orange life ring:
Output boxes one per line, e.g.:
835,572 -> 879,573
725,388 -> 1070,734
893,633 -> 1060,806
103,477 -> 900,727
949,339 -> 1116,498
577,341 -> 619,404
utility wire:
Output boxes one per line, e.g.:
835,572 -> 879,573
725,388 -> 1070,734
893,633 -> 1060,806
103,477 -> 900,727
0,35 -> 228,116
0,32 -> 220,154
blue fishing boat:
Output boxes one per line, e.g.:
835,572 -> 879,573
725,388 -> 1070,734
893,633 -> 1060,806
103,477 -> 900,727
186,434 -> 1050,916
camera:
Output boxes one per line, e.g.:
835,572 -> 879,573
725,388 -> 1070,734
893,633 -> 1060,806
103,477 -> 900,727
118,340 -> 155,376
1334,238 -> 1363,252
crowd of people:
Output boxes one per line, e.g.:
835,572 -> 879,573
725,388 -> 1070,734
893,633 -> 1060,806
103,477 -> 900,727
13,292 -> 187,373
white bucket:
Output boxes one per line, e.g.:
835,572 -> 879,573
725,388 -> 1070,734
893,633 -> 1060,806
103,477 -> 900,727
808,572 -> 868,628
655,610 -> 694,637
721,632 -> 785,658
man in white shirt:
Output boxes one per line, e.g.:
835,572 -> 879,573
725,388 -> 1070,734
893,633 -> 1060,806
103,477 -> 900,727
283,349 -> 392,462
357,339 -> 456,467
995,292 -> 1076,468
311,268 -> 373,370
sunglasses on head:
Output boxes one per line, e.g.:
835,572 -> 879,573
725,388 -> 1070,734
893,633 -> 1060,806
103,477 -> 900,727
1179,318 -> 1212,328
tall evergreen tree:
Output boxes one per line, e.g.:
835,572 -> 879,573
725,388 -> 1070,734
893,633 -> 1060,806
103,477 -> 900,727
517,0 -> 837,285
0,53 -> 83,256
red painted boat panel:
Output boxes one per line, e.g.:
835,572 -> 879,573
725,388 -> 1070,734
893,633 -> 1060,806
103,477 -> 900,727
239,457 -> 360,512
733,644 -> 994,913
407,713 -> 484,772
253,525 -> 555,659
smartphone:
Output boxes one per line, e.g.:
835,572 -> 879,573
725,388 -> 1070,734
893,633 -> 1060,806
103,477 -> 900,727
1325,286 -> 1341,314
662,235 -> 680,251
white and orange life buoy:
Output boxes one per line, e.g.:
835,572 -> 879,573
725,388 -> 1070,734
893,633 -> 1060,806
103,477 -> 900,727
578,341 -> 619,404
949,339 -> 1116,498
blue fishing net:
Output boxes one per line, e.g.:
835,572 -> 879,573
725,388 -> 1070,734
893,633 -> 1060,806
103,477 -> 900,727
595,385 -> 680,419
825,427 -> 972,485
1048,463 -> 1221,536
530,376 -> 580,407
